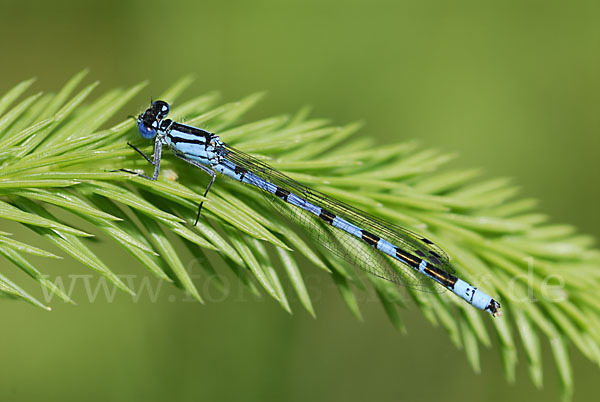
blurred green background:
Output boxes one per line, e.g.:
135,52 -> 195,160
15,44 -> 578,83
1,1 -> 598,401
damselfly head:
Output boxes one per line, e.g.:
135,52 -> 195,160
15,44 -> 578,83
137,109 -> 158,139
137,118 -> 157,139
136,100 -> 170,139
150,100 -> 170,120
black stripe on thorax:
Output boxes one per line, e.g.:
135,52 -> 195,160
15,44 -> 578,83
319,209 -> 336,224
171,122 -> 212,136
168,123 -> 211,144
159,119 -> 173,131
361,230 -> 380,247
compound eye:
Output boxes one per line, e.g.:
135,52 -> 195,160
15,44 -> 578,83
151,100 -> 170,119
138,122 -> 157,139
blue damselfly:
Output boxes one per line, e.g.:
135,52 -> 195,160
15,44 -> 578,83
119,100 -> 502,317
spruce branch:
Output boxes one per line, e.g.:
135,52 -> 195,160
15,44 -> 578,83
0,72 -> 598,400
